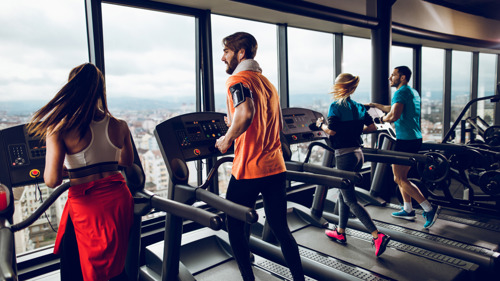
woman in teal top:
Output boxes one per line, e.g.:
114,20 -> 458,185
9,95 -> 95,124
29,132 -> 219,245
316,73 -> 390,257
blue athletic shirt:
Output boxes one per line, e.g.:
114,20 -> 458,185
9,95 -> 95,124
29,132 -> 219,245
327,97 -> 374,149
391,84 -> 422,140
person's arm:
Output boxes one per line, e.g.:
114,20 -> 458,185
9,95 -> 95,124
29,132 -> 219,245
316,117 -> 336,137
44,129 -> 65,188
215,97 -> 255,153
381,103 -> 404,123
363,123 -> 377,133
367,102 -> 391,113
119,120 -> 134,167
225,98 -> 233,127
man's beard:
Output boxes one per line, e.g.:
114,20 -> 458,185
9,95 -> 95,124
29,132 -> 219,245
225,56 -> 239,74
390,78 -> 400,88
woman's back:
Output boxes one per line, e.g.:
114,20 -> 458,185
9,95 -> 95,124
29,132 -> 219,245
63,113 -> 133,186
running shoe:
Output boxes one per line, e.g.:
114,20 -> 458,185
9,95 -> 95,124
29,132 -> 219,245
423,205 -> 441,229
325,228 -> 346,244
373,232 -> 391,257
391,208 -> 416,220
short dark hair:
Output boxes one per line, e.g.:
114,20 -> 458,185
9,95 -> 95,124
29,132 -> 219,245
395,66 -> 412,81
222,32 -> 258,59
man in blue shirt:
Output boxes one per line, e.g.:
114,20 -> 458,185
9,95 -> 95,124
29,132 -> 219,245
368,66 -> 440,229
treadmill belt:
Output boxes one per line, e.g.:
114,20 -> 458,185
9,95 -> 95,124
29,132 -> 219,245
294,226 -> 465,281
194,259 -> 291,281
364,205 -> 499,251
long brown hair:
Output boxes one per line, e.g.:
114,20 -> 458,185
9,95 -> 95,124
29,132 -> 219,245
27,63 -> 110,139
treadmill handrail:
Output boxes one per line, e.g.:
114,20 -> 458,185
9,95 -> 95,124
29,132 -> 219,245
363,153 -> 417,166
11,182 -> 71,232
286,170 -> 351,189
304,142 -> 334,163
0,219 -> 16,281
197,156 -> 234,190
136,190 -> 223,230
362,147 -> 430,163
173,185 -> 258,224
285,161 -> 363,184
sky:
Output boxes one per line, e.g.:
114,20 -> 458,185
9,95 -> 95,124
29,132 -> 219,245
0,0 -> 496,108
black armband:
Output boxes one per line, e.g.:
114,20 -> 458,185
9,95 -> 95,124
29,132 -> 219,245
230,82 -> 253,108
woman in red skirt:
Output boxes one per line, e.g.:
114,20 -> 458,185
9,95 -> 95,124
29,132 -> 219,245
28,63 -> 134,281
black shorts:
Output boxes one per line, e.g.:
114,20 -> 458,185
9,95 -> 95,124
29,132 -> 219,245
394,139 -> 422,154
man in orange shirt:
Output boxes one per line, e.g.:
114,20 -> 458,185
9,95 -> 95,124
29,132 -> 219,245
215,32 -> 304,281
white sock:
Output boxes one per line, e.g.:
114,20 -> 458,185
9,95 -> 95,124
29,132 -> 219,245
420,200 -> 433,212
403,202 -> 413,213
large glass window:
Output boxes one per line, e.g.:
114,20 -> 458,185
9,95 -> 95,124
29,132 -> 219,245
451,50 -> 472,143
102,4 -> 197,195
477,53 -> 497,126
288,27 -> 334,118
0,0 -> 87,129
211,15 -> 278,113
342,36 -> 371,104
0,0 -> 87,255
287,28 -> 333,165
391,45 -> 414,94
421,47 -> 445,142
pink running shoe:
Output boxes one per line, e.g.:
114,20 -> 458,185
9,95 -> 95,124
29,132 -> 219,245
373,232 -> 391,257
325,229 -> 346,244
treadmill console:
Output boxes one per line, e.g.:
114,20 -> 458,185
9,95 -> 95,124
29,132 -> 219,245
155,112 -> 231,163
282,108 -> 329,144
366,106 -> 394,133
0,125 -> 46,188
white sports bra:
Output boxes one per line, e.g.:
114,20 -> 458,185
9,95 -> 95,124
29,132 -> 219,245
64,115 -> 121,172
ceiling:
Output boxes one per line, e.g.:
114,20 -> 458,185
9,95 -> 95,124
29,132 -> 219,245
155,0 -> 500,53
424,0 -> 500,21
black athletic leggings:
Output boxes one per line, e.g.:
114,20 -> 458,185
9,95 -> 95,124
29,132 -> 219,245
225,172 -> 305,281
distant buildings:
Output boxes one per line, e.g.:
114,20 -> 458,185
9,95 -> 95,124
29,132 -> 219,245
1,94 -> 493,254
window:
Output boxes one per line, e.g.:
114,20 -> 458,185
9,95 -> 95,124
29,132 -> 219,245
102,4 -> 197,190
0,0 -> 87,255
450,50 -> 472,143
211,14 -> 278,113
391,45 -> 414,94
288,27 -> 334,119
342,36 -> 371,104
287,28 -> 334,165
477,53 -> 497,126
0,0 -> 87,129
421,47 -> 445,142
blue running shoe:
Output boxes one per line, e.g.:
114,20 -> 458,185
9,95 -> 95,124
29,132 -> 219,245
391,209 -> 416,220
423,205 -> 441,229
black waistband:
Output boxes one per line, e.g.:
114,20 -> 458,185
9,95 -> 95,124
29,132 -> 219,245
67,162 -> 119,179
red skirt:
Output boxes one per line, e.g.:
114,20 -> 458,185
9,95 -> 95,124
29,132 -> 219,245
54,173 -> 134,281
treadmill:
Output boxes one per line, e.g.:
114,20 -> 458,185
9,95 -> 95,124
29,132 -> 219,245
149,111 -> 388,281
275,107 -> 486,280
0,123 -> 228,281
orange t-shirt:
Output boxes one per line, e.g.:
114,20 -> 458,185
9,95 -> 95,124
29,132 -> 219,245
226,70 -> 286,180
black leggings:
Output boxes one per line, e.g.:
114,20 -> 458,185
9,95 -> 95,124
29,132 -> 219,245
226,172 -> 304,281
60,215 -> 84,281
